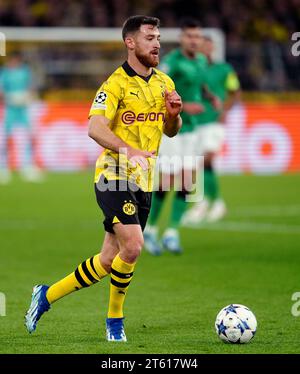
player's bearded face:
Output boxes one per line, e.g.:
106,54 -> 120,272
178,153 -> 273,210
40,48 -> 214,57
134,26 -> 160,67
135,44 -> 160,67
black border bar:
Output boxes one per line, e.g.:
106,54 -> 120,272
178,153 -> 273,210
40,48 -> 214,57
0,354 -> 300,370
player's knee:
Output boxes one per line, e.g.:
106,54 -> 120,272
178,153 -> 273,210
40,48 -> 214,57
121,236 -> 144,263
99,253 -> 114,273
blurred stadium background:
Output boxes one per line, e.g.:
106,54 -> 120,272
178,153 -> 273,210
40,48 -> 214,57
1,0 -> 300,354
0,0 -> 300,173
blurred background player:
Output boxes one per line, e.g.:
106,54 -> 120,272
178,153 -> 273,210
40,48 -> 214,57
144,19 -> 219,255
182,36 -> 241,225
0,51 -> 42,184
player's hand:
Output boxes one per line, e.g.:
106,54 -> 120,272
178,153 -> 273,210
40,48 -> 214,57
211,96 -> 223,111
126,147 -> 156,171
182,102 -> 204,115
165,90 -> 183,118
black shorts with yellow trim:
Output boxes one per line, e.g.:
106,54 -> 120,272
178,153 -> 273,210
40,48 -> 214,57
94,176 -> 152,234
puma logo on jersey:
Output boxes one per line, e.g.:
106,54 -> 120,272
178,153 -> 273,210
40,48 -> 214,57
130,91 -> 139,98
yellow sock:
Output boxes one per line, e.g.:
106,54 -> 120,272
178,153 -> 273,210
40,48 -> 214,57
46,254 -> 108,304
108,254 -> 135,318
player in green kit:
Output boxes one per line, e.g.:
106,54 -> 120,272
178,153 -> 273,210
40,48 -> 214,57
182,36 -> 241,225
143,20 -> 219,255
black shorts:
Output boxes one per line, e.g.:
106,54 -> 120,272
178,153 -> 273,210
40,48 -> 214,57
94,176 -> 152,234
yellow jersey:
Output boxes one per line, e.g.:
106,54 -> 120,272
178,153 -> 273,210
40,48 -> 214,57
89,61 -> 175,192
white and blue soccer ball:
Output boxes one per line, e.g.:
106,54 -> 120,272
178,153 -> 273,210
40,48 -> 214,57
215,304 -> 257,344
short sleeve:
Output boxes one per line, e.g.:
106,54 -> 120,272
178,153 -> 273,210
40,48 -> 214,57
88,78 -> 121,120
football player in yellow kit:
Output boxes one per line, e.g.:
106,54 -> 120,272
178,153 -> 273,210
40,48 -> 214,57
25,15 -> 182,342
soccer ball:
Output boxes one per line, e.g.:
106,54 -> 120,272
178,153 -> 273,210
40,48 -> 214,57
215,304 -> 257,343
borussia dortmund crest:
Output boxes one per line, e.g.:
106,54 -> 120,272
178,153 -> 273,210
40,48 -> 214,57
123,200 -> 136,215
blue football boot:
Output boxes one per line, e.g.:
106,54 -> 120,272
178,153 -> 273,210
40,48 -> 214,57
25,285 -> 50,333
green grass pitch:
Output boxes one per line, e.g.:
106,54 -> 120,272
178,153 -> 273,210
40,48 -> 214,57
0,172 -> 300,353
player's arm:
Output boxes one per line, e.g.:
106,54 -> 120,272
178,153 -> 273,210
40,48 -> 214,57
219,71 -> 241,122
88,115 -> 131,152
163,90 -> 183,138
202,84 -> 222,111
223,89 -> 241,111
219,89 -> 241,123
223,71 -> 241,111
182,102 -> 204,115
88,115 -> 155,170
